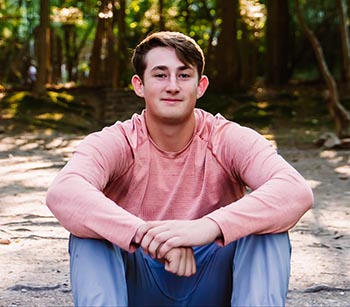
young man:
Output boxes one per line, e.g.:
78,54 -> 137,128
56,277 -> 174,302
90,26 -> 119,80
46,31 -> 313,306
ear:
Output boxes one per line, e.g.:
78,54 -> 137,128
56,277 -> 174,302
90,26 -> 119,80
131,74 -> 144,98
197,75 -> 209,99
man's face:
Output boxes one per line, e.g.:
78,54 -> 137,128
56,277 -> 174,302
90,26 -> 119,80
132,47 -> 208,126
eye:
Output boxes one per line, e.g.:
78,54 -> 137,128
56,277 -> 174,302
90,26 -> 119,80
179,73 -> 190,79
154,73 -> 167,79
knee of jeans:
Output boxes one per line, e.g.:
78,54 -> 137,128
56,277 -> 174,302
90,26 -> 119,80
68,234 -> 124,261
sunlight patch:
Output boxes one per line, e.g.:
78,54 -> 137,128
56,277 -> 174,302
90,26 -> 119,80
319,150 -> 337,159
306,179 -> 322,189
35,113 -> 64,121
335,165 -> 350,175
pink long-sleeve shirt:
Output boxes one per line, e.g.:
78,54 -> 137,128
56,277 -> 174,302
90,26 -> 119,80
46,109 -> 313,252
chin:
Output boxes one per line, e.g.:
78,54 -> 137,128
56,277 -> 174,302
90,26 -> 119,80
159,113 -> 194,125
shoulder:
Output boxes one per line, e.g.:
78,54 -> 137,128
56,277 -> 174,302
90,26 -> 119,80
194,108 -> 262,144
194,108 -> 273,161
77,111 -> 148,155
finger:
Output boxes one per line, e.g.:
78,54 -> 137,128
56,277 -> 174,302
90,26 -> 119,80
181,248 -> 193,277
146,232 -> 173,258
164,260 -> 173,274
156,236 -> 183,259
138,225 -> 166,253
176,249 -> 186,276
188,248 -> 196,276
140,228 -> 172,257
164,248 -> 185,275
139,235 -> 152,255
164,255 -> 179,275
133,223 -> 150,244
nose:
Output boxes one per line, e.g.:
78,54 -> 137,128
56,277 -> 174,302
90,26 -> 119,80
165,75 -> 180,93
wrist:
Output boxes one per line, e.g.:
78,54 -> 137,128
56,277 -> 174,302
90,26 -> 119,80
202,217 -> 223,240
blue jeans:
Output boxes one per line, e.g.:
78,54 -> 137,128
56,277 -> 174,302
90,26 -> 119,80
69,232 -> 291,306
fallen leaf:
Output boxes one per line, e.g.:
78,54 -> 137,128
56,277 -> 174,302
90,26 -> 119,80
0,238 -> 11,245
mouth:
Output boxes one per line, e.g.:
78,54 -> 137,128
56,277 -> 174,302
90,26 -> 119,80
161,98 -> 182,105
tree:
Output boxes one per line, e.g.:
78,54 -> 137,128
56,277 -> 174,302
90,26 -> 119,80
265,0 -> 291,86
158,0 -> 165,31
239,0 -> 266,89
212,0 -> 239,92
86,0 -> 113,87
336,0 -> 350,89
112,0 -> 128,88
295,0 -> 350,139
32,0 -> 50,97
50,29 -> 63,84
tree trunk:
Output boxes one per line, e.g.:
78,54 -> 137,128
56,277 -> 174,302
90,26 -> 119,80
265,0 -> 291,86
63,24 -> 76,82
112,0 -> 127,89
50,30 -> 63,84
159,0 -> 165,31
32,0 -> 50,97
74,20 -> 96,84
213,0 -> 239,93
106,16 -> 116,87
239,18 -> 257,90
87,0 -> 109,87
336,0 -> 350,89
295,0 -> 350,138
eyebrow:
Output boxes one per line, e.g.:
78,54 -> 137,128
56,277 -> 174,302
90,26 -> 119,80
150,65 -> 192,72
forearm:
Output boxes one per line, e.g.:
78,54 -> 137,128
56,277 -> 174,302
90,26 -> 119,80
207,170 -> 314,245
47,174 -> 145,252
211,126 -> 314,245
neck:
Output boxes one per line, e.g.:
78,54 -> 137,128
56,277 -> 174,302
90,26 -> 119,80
146,114 -> 196,152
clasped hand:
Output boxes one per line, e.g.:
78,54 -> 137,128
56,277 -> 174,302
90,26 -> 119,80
133,218 -> 222,277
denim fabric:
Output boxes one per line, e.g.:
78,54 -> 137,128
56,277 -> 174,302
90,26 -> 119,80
69,232 -> 291,307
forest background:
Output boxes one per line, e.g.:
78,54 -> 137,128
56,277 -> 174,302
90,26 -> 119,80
1,1 -> 350,306
0,0 -> 350,142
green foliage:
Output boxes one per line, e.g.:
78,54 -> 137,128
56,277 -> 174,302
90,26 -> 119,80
291,0 -> 341,80
0,87 -> 335,144
0,0 -> 346,139
0,0 -> 37,85
0,0 -> 347,95
0,0 -> 290,88
1,91 -> 95,133
125,0 -> 217,51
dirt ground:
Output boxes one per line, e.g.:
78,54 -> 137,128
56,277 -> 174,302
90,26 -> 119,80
0,131 -> 349,307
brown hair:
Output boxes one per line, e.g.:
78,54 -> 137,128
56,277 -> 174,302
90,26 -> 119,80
131,31 -> 205,80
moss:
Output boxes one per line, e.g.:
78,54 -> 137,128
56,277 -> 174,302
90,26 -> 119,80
1,90 -> 95,133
